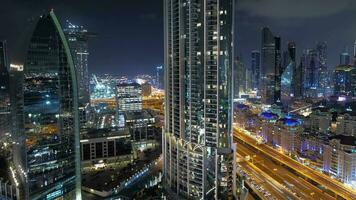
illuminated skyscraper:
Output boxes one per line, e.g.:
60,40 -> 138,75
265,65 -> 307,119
302,49 -> 319,97
301,42 -> 329,98
64,21 -> 93,133
64,21 -> 91,106
15,10 -> 81,199
316,41 -> 329,96
0,41 -> 10,138
340,50 -> 351,65
163,0 -> 236,199
116,82 -> 142,112
260,27 -> 281,104
156,65 -> 164,89
334,64 -> 356,97
234,56 -> 247,98
251,50 -> 261,90
353,41 -> 356,65
281,42 -> 296,103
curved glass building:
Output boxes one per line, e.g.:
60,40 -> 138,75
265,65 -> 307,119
163,0 -> 236,199
16,10 -> 81,200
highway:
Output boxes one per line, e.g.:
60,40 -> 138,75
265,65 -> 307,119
234,127 -> 356,200
237,153 -> 295,200
236,140 -> 334,200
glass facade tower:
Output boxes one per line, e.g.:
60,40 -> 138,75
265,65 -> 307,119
260,27 -> 282,104
0,41 -> 10,139
163,0 -> 236,199
16,10 -> 81,200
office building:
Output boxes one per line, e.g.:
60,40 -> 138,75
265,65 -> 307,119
353,41 -> 356,65
260,27 -> 282,104
163,0 -> 236,199
251,50 -> 260,90
80,128 -> 132,166
334,64 -> 356,97
0,41 -> 10,139
116,82 -> 142,112
316,42 -> 329,95
64,21 -> 93,133
292,60 -> 303,98
64,21 -> 91,106
281,42 -> 296,103
14,10 -> 81,199
234,56 -> 247,98
340,50 -> 351,65
156,65 -> 164,89
302,49 -> 319,97
9,64 -> 24,145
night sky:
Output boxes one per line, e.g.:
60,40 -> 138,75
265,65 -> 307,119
0,0 -> 355,76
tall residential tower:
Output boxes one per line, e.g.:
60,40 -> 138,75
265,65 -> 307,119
163,0 -> 236,199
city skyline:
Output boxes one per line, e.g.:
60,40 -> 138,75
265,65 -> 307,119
0,1 -> 356,200
0,0 -> 355,76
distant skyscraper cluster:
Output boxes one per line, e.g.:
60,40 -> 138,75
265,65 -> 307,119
234,27 -> 356,105
163,0 -> 236,199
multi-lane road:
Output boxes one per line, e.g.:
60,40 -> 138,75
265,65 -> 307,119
234,127 -> 356,200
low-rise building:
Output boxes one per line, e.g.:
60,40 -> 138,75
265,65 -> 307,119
80,128 -> 133,167
336,113 -> 356,137
323,135 -> 356,185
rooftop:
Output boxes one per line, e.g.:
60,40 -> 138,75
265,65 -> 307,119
329,135 -> 356,146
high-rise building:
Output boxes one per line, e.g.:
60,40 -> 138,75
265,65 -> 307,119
353,41 -> 356,65
156,65 -> 164,89
302,49 -> 319,97
334,64 -> 356,97
251,50 -> 261,90
340,48 -> 351,65
116,82 -> 142,112
316,42 -> 330,96
64,21 -> 91,106
281,42 -> 296,103
301,42 -> 329,98
64,21 -> 92,133
163,0 -> 236,199
0,41 -> 10,139
9,64 -> 24,146
234,56 -> 248,98
14,10 -> 81,199
293,61 -> 303,98
260,27 -> 282,104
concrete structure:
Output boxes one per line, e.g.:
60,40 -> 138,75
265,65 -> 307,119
323,135 -> 356,186
116,82 -> 142,112
80,128 -> 132,166
309,110 -> 332,134
336,113 -> 356,137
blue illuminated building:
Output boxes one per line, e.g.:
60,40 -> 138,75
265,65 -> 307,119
259,111 -> 279,121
